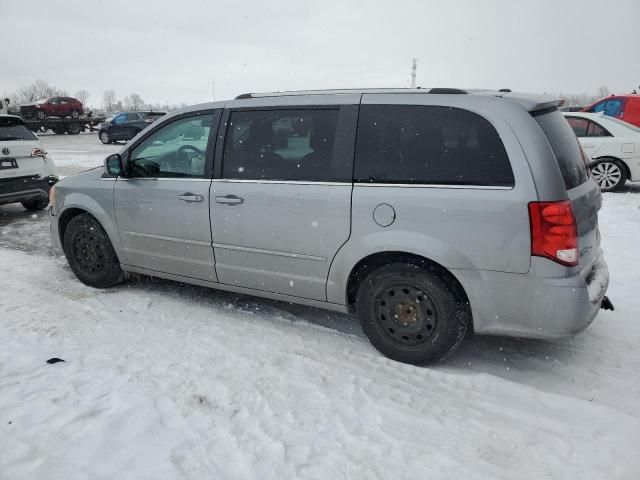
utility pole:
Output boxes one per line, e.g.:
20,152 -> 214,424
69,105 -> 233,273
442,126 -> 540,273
410,59 -> 417,89
212,80 -> 216,102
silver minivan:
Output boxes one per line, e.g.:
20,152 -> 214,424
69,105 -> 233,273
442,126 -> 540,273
49,89 -> 611,364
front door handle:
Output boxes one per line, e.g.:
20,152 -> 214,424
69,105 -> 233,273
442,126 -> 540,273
215,194 -> 244,205
178,192 -> 204,203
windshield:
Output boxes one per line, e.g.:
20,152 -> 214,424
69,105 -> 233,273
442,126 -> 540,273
0,117 -> 37,141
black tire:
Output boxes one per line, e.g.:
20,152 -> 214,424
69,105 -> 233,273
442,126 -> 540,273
99,131 -> 111,144
21,198 -> 49,211
70,110 -> 80,119
63,214 -> 124,288
356,263 -> 469,365
66,122 -> 81,135
590,159 -> 627,192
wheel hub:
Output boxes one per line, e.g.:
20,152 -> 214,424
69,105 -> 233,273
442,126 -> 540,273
374,284 -> 437,346
74,233 -> 104,273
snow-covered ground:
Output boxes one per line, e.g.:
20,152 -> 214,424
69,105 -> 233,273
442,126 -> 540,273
1,135 -> 639,479
40,132 -> 121,177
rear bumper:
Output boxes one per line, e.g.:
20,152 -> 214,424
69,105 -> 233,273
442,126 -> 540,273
0,175 -> 58,206
455,251 -> 610,340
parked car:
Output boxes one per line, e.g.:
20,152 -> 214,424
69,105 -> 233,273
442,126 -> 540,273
98,111 -> 167,144
582,94 -> 640,127
0,115 -> 58,210
49,88 -> 610,365
564,112 -> 640,192
20,96 -> 84,120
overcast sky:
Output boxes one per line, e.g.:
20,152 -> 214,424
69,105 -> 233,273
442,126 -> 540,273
3,0 -> 639,107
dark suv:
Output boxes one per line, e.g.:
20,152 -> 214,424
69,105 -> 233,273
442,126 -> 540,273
98,111 -> 166,144
20,97 -> 84,119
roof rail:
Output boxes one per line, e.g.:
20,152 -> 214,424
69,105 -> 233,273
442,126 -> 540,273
235,88 -> 470,100
428,88 -> 467,94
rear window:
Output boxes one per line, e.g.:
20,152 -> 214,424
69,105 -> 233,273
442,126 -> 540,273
354,105 -> 514,186
0,117 -> 37,141
534,109 -> 588,190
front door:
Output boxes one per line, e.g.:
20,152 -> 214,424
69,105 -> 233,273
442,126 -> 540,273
114,110 -> 219,281
210,102 -> 357,301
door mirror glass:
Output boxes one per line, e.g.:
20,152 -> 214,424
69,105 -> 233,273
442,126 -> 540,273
105,153 -> 123,176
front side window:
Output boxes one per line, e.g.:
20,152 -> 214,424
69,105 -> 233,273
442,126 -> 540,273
566,117 -> 589,137
113,114 -> 126,124
354,105 -> 514,186
222,109 -> 341,181
129,113 -> 213,178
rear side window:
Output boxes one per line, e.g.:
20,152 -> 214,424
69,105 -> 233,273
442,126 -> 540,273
534,109 -> 588,190
354,105 -> 514,186
0,117 -> 36,141
222,109 -> 344,181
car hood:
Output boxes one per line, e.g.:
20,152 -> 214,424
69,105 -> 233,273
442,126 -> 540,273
56,166 -> 104,185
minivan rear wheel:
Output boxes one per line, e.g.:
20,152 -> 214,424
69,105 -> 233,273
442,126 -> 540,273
356,264 -> 469,365
591,159 -> 627,192
63,214 -> 124,288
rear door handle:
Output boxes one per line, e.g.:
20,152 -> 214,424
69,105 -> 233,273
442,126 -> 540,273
215,194 -> 244,205
178,192 -> 204,203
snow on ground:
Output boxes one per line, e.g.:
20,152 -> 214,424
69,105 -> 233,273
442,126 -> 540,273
39,132 -> 121,177
1,136 -> 639,479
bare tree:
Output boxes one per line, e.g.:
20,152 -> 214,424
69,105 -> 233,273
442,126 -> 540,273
102,89 -> 117,112
597,86 -> 610,98
75,89 -> 90,106
14,80 -> 65,106
132,93 -> 145,110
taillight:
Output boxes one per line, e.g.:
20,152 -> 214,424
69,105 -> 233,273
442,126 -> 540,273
528,200 -> 578,267
31,147 -> 45,157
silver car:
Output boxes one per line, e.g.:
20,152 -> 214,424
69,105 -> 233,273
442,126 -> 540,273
49,89 -> 611,365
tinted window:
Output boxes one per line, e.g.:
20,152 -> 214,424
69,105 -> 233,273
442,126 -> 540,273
129,113 -> 213,178
354,105 -> 514,186
126,113 -> 141,121
534,109 -> 588,190
566,117 -> 589,137
0,117 -> 37,141
222,109 -> 342,181
604,99 -> 623,117
586,121 -> 610,137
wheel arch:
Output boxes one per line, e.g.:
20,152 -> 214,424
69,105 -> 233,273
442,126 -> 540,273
57,196 -> 125,263
592,155 -> 631,180
344,251 -> 471,321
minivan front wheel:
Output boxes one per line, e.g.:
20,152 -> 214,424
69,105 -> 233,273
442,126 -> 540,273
99,131 -> 111,144
356,264 -> 469,365
63,214 -> 124,288
591,159 -> 627,192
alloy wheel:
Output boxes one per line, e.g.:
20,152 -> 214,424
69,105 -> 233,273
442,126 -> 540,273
591,162 -> 622,190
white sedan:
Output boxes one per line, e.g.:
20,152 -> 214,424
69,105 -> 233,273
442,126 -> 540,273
564,112 -> 640,191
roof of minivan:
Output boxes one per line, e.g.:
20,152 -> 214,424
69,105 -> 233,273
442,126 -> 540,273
233,88 -> 563,112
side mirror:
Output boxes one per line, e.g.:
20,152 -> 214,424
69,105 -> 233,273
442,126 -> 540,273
105,153 -> 123,176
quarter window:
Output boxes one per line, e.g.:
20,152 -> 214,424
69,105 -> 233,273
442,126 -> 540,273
354,105 -> 514,186
222,109 -> 342,181
129,113 -> 213,178
586,121 -> 610,137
